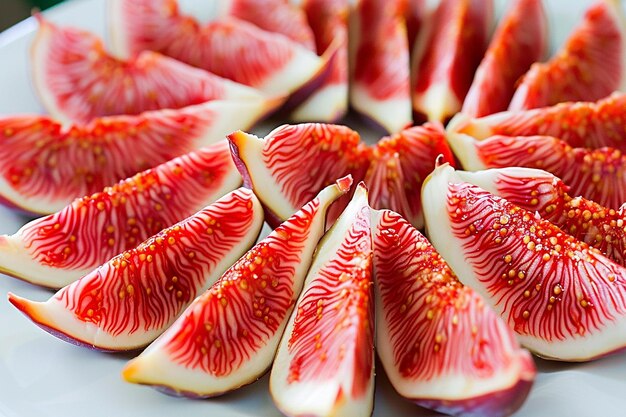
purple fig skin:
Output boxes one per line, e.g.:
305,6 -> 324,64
227,137 -> 286,229
150,373 -> 267,399
412,377 -> 533,417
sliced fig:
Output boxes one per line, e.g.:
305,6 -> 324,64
411,0 -> 493,122
509,0 -> 626,111
405,0 -> 426,53
349,0 -> 412,133
270,184 -> 374,417
222,0 -> 316,50
8,188 -> 264,351
454,166 -> 626,267
453,92 -> 626,150
228,123 -> 370,227
422,163 -> 626,361
109,0 -> 324,97
32,17 -> 266,124
448,131 -> 626,209
0,141 -> 241,289
0,100 -> 275,215
122,178 -> 352,397
292,0 -> 349,122
461,0 -> 547,117
366,122 -> 454,228
372,209 -> 535,416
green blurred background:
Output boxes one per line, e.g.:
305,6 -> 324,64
1,0 -> 63,31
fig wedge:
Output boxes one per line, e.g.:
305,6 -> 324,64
366,122 -> 454,228
122,177 -> 352,397
411,0 -> 493,122
228,124 -> 370,227
292,0 -> 349,122
109,0 -> 324,97
509,0 -> 626,110
0,141 -> 241,289
372,209 -> 535,416
454,166 -> 626,267
448,131 -> 626,209
452,92 -> 626,150
350,0 -> 412,133
32,17 -> 266,124
8,188 -> 264,351
422,164 -> 626,361
0,100 -> 275,215
461,0 -> 548,117
270,184 -> 374,417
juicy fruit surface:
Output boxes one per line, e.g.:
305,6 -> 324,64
509,0 -> 625,110
33,17 -> 259,124
457,93 -> 626,150
447,182 -> 626,355
110,0 -> 320,95
373,210 -> 534,415
461,0 -> 547,117
10,188 -> 263,350
366,122 -> 453,228
461,134 -> 626,209
412,0 -> 492,122
0,142 -> 239,288
350,0 -> 411,133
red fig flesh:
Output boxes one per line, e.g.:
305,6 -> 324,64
122,178 -> 351,397
8,188 -> 264,351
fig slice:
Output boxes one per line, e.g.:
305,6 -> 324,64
349,0 -> 412,133
122,177 -> 352,397
448,131 -> 626,209
0,141 -> 241,289
0,100 -> 276,215
422,163 -> 626,361
366,122 -> 454,228
108,0 -> 324,97
221,0 -> 316,50
228,124 -> 370,227
454,166 -> 626,268
452,92 -> 626,150
32,17 -> 267,124
372,208 -> 535,416
461,0 -> 548,118
509,0 -> 626,111
270,183 -> 374,417
291,0 -> 349,122
411,0 -> 493,122
8,188 -> 264,351
405,0 -> 426,53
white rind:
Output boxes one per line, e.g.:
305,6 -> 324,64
271,185 -> 375,417
291,84 -> 348,122
107,0 -> 130,59
258,47 -> 323,95
350,87 -> 412,134
422,164 -> 626,361
445,131 -> 488,171
413,81 -> 461,123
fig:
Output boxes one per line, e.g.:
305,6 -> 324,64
122,177 -> 352,397
452,92 -> 626,150
8,188 -> 264,351
509,0 -> 626,111
422,163 -> 626,361
221,0 -> 316,50
0,141 -> 241,289
405,0 -> 425,53
454,166 -> 626,267
32,17 -> 266,124
349,0 -> 412,133
448,131 -> 626,209
292,0 -> 349,122
411,0 -> 493,122
365,122 -> 454,228
109,0 -> 324,97
228,123 -> 370,227
0,100 -> 275,215
270,184 -> 374,417
372,208 -> 535,416
461,0 -> 548,118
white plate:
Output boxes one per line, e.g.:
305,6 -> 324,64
0,0 -> 625,416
